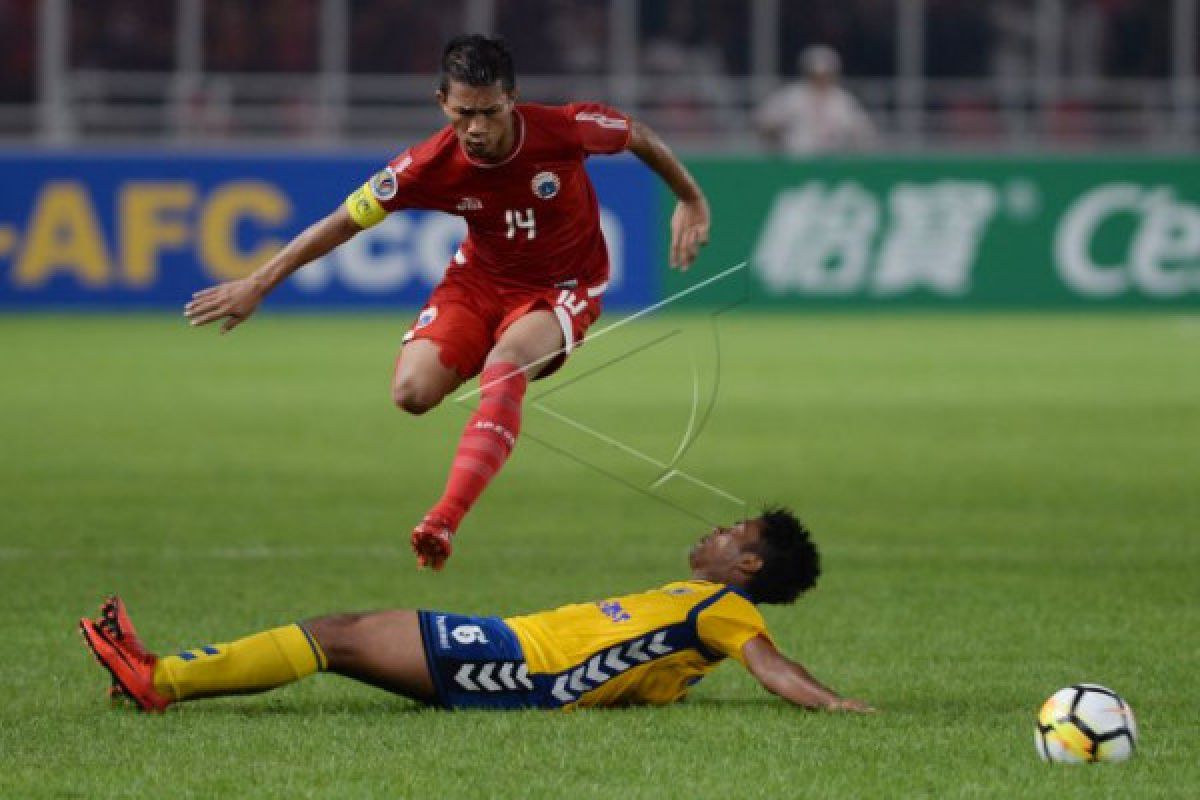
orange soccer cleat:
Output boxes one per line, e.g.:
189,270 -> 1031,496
96,594 -> 153,704
98,594 -> 150,659
79,598 -> 171,712
410,514 -> 455,571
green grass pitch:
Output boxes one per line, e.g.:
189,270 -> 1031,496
1,312 -> 1197,798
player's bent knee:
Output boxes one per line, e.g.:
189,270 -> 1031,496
392,379 -> 444,415
303,613 -> 370,667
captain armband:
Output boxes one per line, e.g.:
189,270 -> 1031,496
345,164 -> 403,229
344,182 -> 387,229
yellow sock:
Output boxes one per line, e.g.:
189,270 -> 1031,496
153,624 -> 326,702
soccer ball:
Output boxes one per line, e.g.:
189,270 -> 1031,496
1035,684 -> 1138,764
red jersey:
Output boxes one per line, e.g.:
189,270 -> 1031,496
346,102 -> 631,290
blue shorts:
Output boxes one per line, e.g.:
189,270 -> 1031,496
418,610 -> 549,710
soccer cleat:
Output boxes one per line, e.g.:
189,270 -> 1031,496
78,617 -> 171,712
410,514 -> 455,571
94,594 -> 148,703
98,594 -> 151,660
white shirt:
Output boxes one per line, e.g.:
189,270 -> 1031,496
756,83 -> 877,155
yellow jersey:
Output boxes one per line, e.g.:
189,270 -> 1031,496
505,580 -> 770,709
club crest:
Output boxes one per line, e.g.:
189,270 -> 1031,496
370,167 -> 398,202
531,171 -> 560,200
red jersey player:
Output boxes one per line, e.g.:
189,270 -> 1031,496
184,35 -> 711,570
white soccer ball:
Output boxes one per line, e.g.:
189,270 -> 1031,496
1035,684 -> 1138,764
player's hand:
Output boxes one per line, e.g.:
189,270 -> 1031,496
669,197 -> 710,271
184,279 -> 263,334
825,697 -> 876,713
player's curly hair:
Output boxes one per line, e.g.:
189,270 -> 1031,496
440,34 -> 516,93
743,507 -> 821,605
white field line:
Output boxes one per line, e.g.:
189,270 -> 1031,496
453,260 -> 748,402
530,401 -> 745,508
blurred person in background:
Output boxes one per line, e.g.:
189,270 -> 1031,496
756,44 -> 876,155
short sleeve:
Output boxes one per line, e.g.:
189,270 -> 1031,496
565,102 -> 632,156
696,592 -> 772,666
343,147 -> 431,228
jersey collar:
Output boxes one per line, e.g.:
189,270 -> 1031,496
460,108 -> 526,169
724,585 -> 753,602
685,578 -> 754,603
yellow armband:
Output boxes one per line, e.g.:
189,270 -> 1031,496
344,182 -> 387,229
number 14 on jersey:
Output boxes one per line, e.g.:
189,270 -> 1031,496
506,208 -> 537,240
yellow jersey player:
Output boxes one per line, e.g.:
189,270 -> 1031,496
79,509 -> 873,713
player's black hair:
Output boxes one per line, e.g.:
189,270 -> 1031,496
743,507 -> 821,605
439,34 -> 516,94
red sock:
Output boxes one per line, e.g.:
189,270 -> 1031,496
429,361 -> 528,531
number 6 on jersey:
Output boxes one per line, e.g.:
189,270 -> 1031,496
451,624 -> 489,645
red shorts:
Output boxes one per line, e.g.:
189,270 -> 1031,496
403,265 -> 607,379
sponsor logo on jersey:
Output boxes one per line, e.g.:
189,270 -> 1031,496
597,600 -> 632,623
664,586 -> 694,596
370,167 -> 398,202
531,171 -> 561,200
416,305 -> 437,329
435,614 -> 450,649
456,196 -> 484,211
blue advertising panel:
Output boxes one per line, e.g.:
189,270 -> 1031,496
0,152 -> 658,310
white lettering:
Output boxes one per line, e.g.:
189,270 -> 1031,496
1130,189 -> 1200,296
753,182 -> 879,294
337,213 -> 417,292
295,214 -> 464,293
451,624 -> 489,645
506,208 -> 536,240
1056,184 -> 1200,298
873,182 -> 998,296
1055,184 -> 1141,297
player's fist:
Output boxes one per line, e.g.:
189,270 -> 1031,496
670,197 -> 710,271
184,278 -> 263,334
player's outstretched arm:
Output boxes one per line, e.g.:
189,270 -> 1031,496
626,120 -> 710,271
742,634 -> 875,713
184,205 -> 361,333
